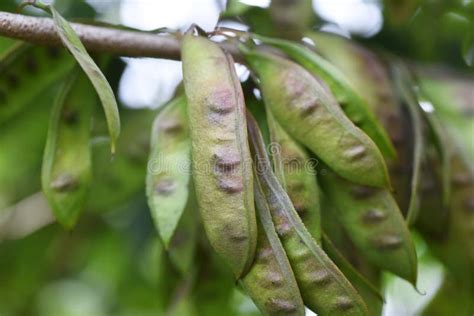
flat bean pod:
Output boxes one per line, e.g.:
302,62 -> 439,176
266,109 -> 321,242
319,169 -> 417,284
42,70 -> 93,228
243,49 -> 390,188
0,43 -> 75,125
255,35 -> 396,159
248,113 -> 369,315
182,34 -> 257,278
241,182 -> 305,316
146,96 -> 191,248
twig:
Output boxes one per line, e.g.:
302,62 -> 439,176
0,11 -> 243,62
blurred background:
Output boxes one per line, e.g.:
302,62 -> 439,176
0,0 -> 472,315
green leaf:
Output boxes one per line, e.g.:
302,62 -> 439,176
416,92 -> 452,208
50,5 -> 120,153
391,63 -> 425,226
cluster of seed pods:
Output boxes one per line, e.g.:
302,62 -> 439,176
2,15 -> 471,313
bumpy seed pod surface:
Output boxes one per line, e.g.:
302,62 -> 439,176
146,96 -> 191,248
248,113 -> 369,316
182,34 -> 257,278
42,70 -> 93,228
320,169 -> 418,284
256,35 -> 396,159
244,49 -> 390,189
266,109 -> 322,242
241,186 -> 305,316
0,43 -> 75,125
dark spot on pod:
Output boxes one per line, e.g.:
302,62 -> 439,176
224,223 -> 248,243
51,174 -> 78,192
213,148 -> 241,173
25,56 -> 38,74
350,185 -> 375,199
275,220 -> 292,238
229,232 -> 248,242
208,89 -> 234,114
345,145 -> 366,161
217,177 -> 243,194
263,271 -> 284,288
300,98 -> 319,117
155,179 -> 177,196
452,173 -> 471,187
62,108 -> 79,125
47,47 -> 61,59
464,197 -> 474,213
334,296 -> 354,311
6,74 -> 19,89
159,118 -> 182,134
255,246 -> 273,263
362,209 -> 387,224
305,269 -> 332,286
266,298 -> 298,314
372,234 -> 403,250
293,201 -> 308,216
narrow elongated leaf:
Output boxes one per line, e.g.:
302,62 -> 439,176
50,6 -> 120,153
391,63 -> 424,226
417,93 -> 452,208
42,70 -> 93,228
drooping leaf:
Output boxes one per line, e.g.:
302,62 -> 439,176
50,5 -> 120,153
391,63 -> 425,226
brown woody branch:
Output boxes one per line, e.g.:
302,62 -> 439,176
0,11 -> 242,61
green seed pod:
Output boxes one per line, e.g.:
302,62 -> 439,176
319,168 -> 418,284
0,43 -> 75,125
322,234 -> 384,316
167,184 -> 199,276
42,70 -> 93,229
182,34 -> 257,278
241,185 -> 305,316
243,49 -> 390,189
266,109 -> 321,242
146,96 -> 191,248
248,113 -> 369,316
255,35 -> 396,159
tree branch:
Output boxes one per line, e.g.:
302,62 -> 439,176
0,11 -> 242,62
